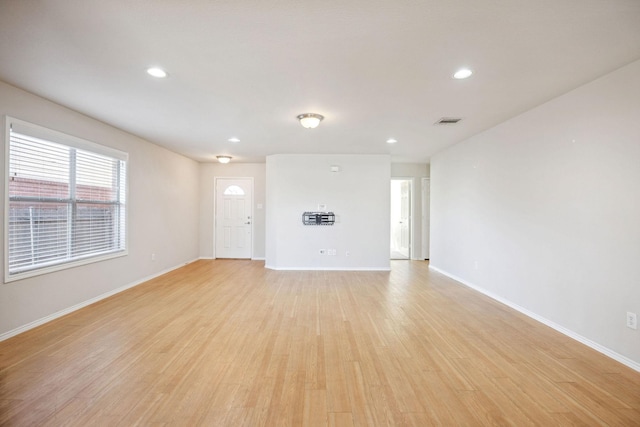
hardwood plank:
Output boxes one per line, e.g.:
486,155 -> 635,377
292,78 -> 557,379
303,389 -> 327,427
329,412 -> 355,427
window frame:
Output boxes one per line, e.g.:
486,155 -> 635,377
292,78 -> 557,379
4,116 -> 128,283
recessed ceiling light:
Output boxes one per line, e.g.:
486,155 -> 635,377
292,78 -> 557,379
453,68 -> 473,79
147,67 -> 168,78
228,137 -> 240,143
386,138 -> 397,144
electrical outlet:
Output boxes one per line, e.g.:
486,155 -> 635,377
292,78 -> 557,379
328,249 -> 336,256
319,249 -> 326,255
627,312 -> 637,330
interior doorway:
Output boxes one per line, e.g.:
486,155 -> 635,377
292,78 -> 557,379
390,179 -> 411,259
215,178 -> 253,259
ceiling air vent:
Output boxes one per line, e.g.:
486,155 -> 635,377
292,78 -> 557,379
435,117 -> 462,125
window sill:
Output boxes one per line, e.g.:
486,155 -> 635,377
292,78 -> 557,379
4,250 -> 128,283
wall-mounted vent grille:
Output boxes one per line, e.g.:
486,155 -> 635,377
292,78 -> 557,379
435,117 -> 462,125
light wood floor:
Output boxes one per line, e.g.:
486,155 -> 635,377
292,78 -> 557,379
1,260 -> 639,426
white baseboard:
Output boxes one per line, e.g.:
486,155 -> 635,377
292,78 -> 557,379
264,264 -> 391,271
0,258 -> 199,342
251,257 -> 265,261
428,264 -> 640,373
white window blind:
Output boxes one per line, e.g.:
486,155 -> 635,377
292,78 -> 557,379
5,118 -> 127,281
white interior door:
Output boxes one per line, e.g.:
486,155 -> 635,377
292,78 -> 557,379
215,178 -> 253,259
390,179 -> 411,259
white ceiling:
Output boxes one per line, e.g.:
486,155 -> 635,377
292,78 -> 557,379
1,0 -> 639,164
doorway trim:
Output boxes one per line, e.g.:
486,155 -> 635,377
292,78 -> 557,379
421,177 -> 430,260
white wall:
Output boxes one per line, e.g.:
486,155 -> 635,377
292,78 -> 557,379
430,60 -> 640,368
199,162 -> 266,259
391,163 -> 430,260
0,81 -> 200,338
266,154 -> 390,270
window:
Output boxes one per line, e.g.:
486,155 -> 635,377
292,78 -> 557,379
4,117 -> 127,281
223,185 -> 245,195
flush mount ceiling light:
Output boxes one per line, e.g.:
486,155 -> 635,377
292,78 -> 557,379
217,156 -> 232,164
386,138 -> 397,144
227,137 -> 240,143
297,113 -> 324,129
453,68 -> 473,79
146,67 -> 168,78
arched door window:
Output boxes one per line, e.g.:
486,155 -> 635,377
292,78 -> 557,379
223,185 -> 245,195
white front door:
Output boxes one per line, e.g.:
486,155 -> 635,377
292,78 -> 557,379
215,178 -> 253,259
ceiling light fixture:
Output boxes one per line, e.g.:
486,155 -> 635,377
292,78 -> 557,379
227,137 -> 240,143
217,155 -> 232,164
386,138 -> 397,144
147,67 -> 168,78
453,68 -> 473,79
297,113 -> 324,129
